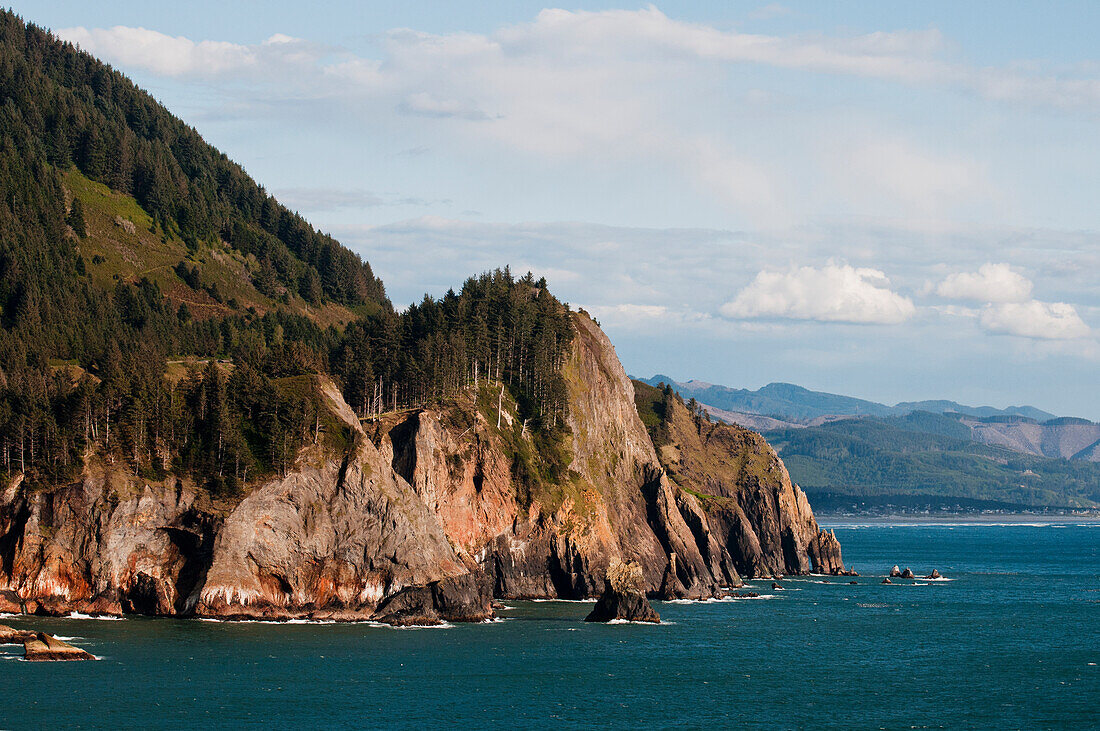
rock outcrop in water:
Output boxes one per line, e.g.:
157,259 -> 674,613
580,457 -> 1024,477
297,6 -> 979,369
0,313 -> 841,621
585,560 -> 660,623
23,632 -> 95,661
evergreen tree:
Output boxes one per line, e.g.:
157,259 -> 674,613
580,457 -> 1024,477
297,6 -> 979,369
67,197 -> 86,237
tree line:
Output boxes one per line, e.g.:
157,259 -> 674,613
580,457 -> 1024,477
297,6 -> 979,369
0,11 -> 577,494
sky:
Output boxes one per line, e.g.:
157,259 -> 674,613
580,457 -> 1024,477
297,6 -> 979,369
15,1 -> 1100,417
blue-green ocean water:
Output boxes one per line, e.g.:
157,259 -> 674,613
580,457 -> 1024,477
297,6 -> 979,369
2,522 -> 1098,729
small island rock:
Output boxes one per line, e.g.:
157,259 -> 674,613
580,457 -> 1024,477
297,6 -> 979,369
771,582 -> 783,590
882,578 -> 892,584
927,569 -> 942,579
900,568 -> 915,579
889,565 -> 902,578
23,632 -> 95,661
585,560 -> 660,623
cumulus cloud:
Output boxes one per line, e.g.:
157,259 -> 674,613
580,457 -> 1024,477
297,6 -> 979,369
979,301 -> 1091,340
720,263 -> 915,324
936,263 -> 1033,303
57,26 -> 309,78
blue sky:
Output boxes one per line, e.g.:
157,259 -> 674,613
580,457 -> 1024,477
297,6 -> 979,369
15,1 -> 1100,417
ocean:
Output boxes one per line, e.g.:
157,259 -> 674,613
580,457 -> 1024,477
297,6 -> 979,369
2,522 -> 1097,728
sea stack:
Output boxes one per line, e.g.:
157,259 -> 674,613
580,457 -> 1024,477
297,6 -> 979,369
585,560 -> 660,623
23,633 -> 95,662
889,565 -> 902,577
900,568 -> 916,579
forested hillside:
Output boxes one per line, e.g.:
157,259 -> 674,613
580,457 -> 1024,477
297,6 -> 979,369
764,417 -> 1100,510
0,11 -> 574,495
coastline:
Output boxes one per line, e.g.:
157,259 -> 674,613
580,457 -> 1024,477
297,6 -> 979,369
819,513 -> 1100,526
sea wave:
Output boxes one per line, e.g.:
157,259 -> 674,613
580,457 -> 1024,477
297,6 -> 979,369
65,612 -> 124,621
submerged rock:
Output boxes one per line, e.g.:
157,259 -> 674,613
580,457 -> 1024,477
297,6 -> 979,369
900,568 -> 916,579
23,632 -> 95,661
585,561 -> 660,623
889,565 -> 902,578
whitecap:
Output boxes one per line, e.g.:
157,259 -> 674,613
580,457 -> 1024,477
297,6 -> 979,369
65,612 -> 124,621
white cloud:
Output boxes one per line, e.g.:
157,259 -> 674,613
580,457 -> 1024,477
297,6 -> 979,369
56,9 -> 1100,223
720,262 -> 915,324
979,301 -> 1091,340
936,263 -> 1033,303
57,26 -> 298,77
398,92 -> 495,120
843,139 -> 988,216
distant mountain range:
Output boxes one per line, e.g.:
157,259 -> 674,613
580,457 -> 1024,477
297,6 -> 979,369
638,375 -> 1100,511
639,375 -> 1057,423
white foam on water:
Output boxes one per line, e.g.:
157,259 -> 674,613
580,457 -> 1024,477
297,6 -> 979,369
198,617 -> 326,625
360,621 -> 455,630
605,619 -> 671,625
528,598 -> 595,603
65,612 -> 124,621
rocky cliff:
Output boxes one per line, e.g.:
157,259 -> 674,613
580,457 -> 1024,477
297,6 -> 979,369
0,313 -> 842,622
637,382 -> 846,578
